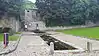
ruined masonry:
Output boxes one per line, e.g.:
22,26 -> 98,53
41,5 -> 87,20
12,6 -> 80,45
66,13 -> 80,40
24,9 -> 46,30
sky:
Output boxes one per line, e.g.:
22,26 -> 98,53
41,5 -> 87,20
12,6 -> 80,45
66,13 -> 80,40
28,0 -> 36,3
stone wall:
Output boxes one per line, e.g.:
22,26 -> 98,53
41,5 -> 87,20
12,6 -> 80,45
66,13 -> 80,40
24,9 -> 46,31
44,24 -> 97,31
9,17 -> 21,32
0,16 -> 21,32
27,21 -> 46,30
25,9 -> 40,22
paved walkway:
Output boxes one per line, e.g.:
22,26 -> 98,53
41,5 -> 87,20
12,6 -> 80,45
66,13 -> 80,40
47,31 -> 99,51
3,31 -> 99,56
6,32 -> 49,56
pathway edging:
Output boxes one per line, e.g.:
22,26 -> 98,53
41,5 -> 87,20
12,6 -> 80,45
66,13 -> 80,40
0,34 -> 22,55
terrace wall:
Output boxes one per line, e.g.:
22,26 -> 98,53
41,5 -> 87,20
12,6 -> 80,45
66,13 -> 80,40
42,24 -> 97,31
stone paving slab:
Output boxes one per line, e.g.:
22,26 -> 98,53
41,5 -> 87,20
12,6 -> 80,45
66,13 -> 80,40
2,32 -> 99,56
47,31 -> 99,51
0,41 -> 17,54
5,32 -> 50,56
0,34 -> 21,55
53,51 -> 99,56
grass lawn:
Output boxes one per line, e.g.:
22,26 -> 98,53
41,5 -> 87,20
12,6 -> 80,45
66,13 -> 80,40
57,27 -> 99,39
15,32 -> 21,34
0,33 -> 19,41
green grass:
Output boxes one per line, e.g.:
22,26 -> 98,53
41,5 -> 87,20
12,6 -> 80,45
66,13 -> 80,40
0,34 -> 19,41
57,27 -> 99,39
15,32 -> 21,34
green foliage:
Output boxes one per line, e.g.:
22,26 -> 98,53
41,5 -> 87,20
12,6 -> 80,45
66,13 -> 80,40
0,0 -> 25,19
36,0 -> 99,26
71,0 -> 99,25
22,1 -> 36,10
36,0 -> 71,26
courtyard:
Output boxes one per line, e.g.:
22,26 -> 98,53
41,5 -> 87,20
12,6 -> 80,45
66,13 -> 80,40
0,0 -> 99,56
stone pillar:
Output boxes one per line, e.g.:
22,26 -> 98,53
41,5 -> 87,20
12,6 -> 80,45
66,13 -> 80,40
49,42 -> 54,56
16,20 -> 19,32
10,17 -> 16,32
87,42 -> 92,52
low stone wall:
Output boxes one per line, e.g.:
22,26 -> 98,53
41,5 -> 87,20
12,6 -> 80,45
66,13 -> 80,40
43,24 -> 97,31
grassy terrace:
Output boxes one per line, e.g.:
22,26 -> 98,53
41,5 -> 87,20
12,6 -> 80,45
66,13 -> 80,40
0,33 -> 19,41
57,27 -> 99,40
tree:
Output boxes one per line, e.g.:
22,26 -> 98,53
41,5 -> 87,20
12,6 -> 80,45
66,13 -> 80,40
36,0 -> 72,26
71,0 -> 99,25
0,0 -> 23,18
36,0 -> 99,26
22,1 -> 36,10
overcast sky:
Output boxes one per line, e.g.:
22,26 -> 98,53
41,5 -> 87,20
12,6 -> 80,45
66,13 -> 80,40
28,0 -> 36,3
